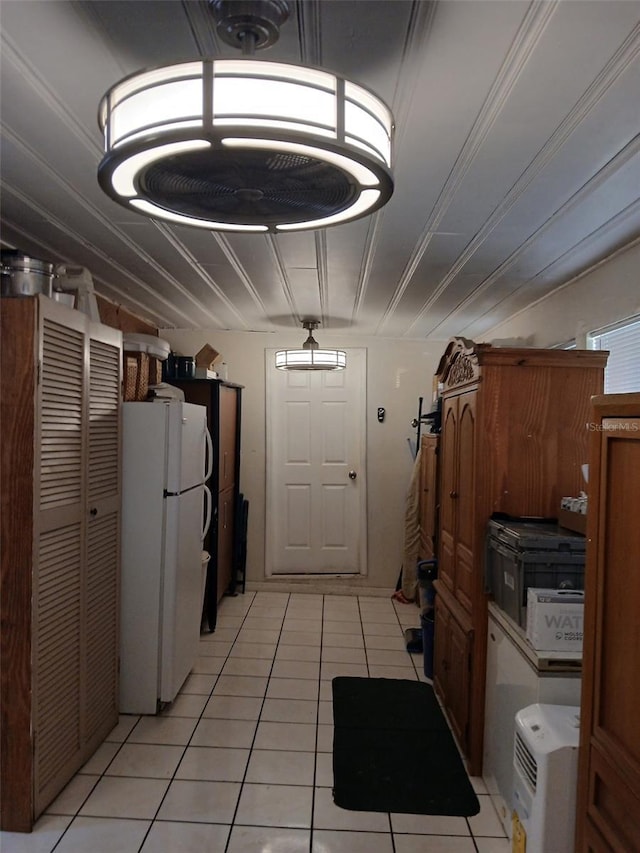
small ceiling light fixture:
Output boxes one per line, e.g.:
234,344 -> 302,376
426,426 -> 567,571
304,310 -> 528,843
97,0 -> 394,233
275,320 -> 346,371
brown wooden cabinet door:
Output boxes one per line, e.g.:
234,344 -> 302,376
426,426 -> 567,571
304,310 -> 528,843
576,410 -> 640,852
218,385 -> 238,492
438,397 -> 458,592
1,298 -> 122,831
419,434 -> 439,560
438,391 -> 476,609
216,486 -> 235,602
454,394 -> 476,613
33,304 -> 87,816
447,613 -> 471,750
84,330 -> 121,750
433,589 -> 472,756
433,596 -> 449,701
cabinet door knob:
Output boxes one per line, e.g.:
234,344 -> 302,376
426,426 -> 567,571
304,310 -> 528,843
348,470 -> 357,480
89,507 -> 98,516
449,490 -> 458,498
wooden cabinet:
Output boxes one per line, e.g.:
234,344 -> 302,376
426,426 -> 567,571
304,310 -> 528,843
418,433 -> 439,561
170,379 -> 242,630
1,296 -> 121,831
432,337 -> 606,776
575,393 -> 640,852
433,586 -> 472,750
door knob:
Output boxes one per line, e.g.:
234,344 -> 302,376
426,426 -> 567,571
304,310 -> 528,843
348,470 -> 357,480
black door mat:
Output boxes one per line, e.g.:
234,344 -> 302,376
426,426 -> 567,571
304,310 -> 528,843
332,677 -> 480,816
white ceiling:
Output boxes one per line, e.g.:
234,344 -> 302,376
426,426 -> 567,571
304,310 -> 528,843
2,0 -> 639,339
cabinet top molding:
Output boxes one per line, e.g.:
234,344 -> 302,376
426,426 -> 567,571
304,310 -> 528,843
436,337 -> 485,390
436,336 -> 609,392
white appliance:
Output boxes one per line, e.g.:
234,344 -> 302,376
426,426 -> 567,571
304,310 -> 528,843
512,703 -> 581,853
483,603 -> 581,836
120,401 -> 212,714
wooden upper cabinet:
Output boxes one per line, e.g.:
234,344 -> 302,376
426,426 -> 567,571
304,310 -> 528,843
438,390 -> 477,611
433,337 -> 607,777
1,296 -> 121,832
438,398 -> 458,593
576,394 -> 640,853
452,393 -> 476,613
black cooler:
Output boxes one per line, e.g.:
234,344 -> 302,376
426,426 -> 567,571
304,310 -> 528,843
486,518 -> 586,627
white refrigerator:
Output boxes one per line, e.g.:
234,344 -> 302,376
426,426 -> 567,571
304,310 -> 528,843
120,401 -> 212,714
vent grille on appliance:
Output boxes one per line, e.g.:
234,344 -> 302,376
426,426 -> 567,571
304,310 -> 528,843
515,731 -> 538,792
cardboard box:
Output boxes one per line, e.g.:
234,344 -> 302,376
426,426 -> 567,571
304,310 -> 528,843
526,588 -> 584,652
194,367 -> 217,379
195,344 -> 222,369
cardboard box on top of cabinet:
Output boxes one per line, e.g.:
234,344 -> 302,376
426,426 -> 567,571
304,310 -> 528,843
195,344 -> 222,369
194,344 -> 223,378
526,588 -> 584,652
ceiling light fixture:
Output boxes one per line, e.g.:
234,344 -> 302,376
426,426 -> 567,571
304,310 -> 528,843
97,0 -> 394,233
275,321 -> 346,371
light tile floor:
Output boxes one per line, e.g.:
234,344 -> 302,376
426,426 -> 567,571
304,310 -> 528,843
2,591 -> 509,852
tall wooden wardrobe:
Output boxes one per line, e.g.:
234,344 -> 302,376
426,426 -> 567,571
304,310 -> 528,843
575,393 -> 640,852
170,378 -> 243,630
1,295 -> 122,831
432,337 -> 607,776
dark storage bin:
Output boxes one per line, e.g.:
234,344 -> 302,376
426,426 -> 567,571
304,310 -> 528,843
417,560 -> 437,678
421,612 -> 434,679
417,559 -> 437,610
485,519 -> 586,627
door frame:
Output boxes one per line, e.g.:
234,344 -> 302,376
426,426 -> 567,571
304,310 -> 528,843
264,347 -> 368,577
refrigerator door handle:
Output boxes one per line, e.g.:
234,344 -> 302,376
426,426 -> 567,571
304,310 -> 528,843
204,426 -> 214,482
202,484 -> 213,541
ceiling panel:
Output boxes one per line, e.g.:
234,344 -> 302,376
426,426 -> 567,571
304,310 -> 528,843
1,0 -> 639,339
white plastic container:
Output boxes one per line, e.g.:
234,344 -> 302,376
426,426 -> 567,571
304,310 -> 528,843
526,588 -> 584,652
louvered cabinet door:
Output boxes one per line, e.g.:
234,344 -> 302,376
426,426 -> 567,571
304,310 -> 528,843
33,307 -> 87,816
84,329 -> 121,749
1,297 -> 123,830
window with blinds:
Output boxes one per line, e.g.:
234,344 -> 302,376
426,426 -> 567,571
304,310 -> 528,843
589,316 -> 640,393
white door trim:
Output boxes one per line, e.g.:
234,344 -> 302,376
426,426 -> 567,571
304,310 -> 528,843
265,347 -> 367,577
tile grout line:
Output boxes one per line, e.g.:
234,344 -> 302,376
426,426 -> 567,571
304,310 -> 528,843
223,590 -> 300,852
360,594 -> 401,851
307,592 -> 327,853
136,590 -> 257,851
21,591 -> 507,851
45,606 -> 241,853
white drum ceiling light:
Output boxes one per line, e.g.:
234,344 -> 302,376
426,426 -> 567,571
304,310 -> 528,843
275,321 -> 346,371
97,0 -> 394,233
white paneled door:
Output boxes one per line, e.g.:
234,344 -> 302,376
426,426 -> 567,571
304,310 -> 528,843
266,349 -> 366,575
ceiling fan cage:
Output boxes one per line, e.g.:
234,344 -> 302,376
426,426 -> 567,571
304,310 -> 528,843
98,59 -> 394,232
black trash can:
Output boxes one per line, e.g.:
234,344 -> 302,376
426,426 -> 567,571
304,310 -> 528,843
417,559 -> 437,608
421,611 -> 435,679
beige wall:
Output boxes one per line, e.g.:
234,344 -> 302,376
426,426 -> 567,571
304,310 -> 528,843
160,327 -> 445,591
485,239 -> 640,347
160,241 -> 639,591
